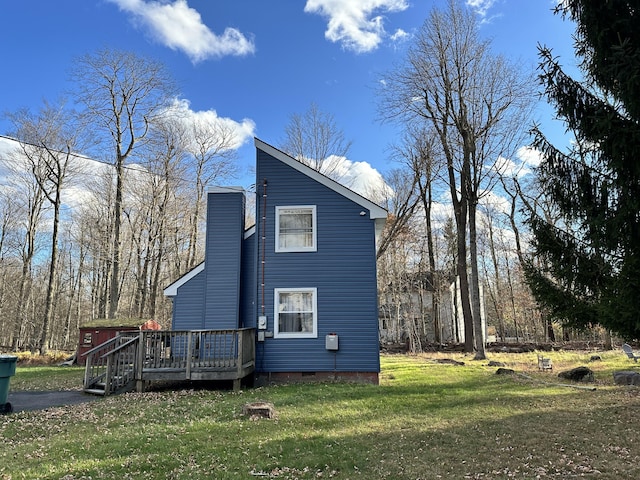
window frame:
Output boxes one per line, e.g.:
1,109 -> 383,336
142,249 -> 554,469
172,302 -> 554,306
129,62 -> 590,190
275,205 -> 317,253
274,287 -> 318,339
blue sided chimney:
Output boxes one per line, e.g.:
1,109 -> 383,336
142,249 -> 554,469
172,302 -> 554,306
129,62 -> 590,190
203,187 -> 245,329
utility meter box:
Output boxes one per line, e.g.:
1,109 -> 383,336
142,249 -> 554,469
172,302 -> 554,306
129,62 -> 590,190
325,333 -> 339,351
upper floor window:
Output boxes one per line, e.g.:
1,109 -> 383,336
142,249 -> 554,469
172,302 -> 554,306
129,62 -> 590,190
275,206 -> 316,252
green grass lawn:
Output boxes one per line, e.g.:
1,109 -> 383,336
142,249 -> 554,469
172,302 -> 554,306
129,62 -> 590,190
1,351 -> 640,479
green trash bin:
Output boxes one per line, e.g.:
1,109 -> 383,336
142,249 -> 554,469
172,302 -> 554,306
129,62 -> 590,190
0,355 -> 17,414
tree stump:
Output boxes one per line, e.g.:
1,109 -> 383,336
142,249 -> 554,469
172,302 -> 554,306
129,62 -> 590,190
242,402 -> 277,420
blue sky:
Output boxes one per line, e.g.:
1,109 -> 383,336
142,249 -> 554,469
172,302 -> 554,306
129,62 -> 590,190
0,0 -> 577,190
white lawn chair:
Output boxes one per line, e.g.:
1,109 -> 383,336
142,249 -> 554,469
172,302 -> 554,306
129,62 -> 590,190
537,353 -> 553,371
622,343 -> 640,362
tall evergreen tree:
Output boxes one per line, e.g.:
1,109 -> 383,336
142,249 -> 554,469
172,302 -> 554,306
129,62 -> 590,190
525,1 -> 640,339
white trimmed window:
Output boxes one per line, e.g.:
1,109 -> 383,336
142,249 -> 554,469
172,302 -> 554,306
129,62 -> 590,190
275,206 -> 316,252
274,288 -> 318,338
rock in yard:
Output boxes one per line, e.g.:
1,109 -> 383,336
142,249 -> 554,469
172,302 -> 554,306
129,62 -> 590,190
557,366 -> 594,383
495,367 -> 515,375
488,361 -> 506,367
435,358 -> 465,365
613,371 -> 640,386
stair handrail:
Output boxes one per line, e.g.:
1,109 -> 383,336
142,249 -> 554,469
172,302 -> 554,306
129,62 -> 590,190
83,332 -> 139,392
103,336 -> 140,395
83,336 -> 121,390
99,336 -> 139,359
81,335 -> 120,360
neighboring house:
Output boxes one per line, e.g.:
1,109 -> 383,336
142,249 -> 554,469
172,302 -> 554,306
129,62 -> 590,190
449,277 -> 487,344
379,272 -> 436,345
164,138 -> 387,384
379,273 -> 488,347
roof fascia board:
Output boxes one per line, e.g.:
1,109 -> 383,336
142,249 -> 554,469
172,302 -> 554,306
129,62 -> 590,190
164,228 -> 255,296
163,262 -> 204,297
208,186 -> 245,194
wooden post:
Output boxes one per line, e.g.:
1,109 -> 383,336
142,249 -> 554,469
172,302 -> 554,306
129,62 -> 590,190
186,332 -> 193,380
105,355 -> 112,396
136,331 -> 145,393
236,330 -> 244,377
83,353 -> 92,389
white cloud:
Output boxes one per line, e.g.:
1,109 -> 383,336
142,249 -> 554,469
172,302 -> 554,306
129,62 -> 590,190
516,145 -> 543,168
479,190 -> 511,216
107,0 -> 255,63
165,98 -> 256,150
316,154 -> 390,203
0,136 -> 111,212
465,0 -> 497,19
304,0 -> 409,53
487,146 -> 543,180
490,155 -> 529,178
389,28 -> 409,43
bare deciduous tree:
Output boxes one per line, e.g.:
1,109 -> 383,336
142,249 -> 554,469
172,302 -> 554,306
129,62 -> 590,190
8,102 -> 86,353
183,117 -> 239,270
4,145 -> 46,350
280,102 -> 352,183
379,0 -> 534,358
71,48 -> 176,319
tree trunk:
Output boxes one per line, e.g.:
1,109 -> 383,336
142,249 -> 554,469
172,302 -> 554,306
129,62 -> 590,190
419,174 -> 440,343
468,202 -> 486,360
455,214 -> 474,352
108,159 -> 124,319
11,199 -> 41,350
38,197 -> 61,355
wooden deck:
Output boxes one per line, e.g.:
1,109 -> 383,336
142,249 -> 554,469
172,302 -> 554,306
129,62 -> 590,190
83,329 -> 255,395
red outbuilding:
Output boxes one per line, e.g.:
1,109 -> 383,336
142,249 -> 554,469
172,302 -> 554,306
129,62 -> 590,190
77,319 -> 162,365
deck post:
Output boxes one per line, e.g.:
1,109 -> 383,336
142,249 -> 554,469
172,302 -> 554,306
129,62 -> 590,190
105,356 -> 113,396
136,331 -> 145,392
136,331 -> 144,379
236,330 -> 244,378
83,352 -> 92,389
186,332 -> 193,380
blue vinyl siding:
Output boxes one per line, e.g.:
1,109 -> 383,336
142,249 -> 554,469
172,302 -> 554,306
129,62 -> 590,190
172,269 -> 205,330
255,149 -> 380,373
240,230 -> 257,328
203,191 -> 244,329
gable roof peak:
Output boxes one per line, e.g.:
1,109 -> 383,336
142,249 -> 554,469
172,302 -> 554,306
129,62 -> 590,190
254,137 -> 387,220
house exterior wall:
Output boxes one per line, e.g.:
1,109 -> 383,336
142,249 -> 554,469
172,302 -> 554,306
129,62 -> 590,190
240,229 -> 257,328
172,269 -> 205,329
165,139 -> 384,382
254,148 -> 380,374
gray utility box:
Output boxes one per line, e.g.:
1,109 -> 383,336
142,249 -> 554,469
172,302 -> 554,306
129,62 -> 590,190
325,334 -> 339,351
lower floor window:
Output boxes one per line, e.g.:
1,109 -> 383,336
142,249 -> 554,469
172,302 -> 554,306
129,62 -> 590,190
274,288 -> 317,338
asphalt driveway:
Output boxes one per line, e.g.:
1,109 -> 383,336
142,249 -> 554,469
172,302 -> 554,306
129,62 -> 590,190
5,390 -> 100,413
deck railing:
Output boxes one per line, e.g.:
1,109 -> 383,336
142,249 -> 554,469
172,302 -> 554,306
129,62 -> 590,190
84,329 -> 255,395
